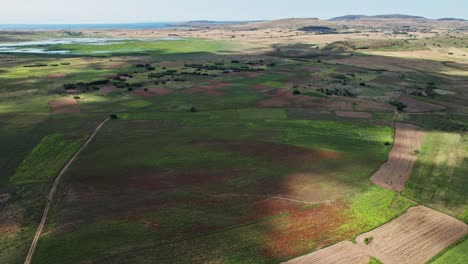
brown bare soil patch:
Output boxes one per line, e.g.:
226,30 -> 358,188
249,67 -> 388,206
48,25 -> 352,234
133,87 -> 175,97
229,71 -> 263,78
48,98 -> 80,113
193,139 -> 341,166
99,85 -> 119,94
184,82 -> 229,96
147,87 -> 174,95
297,66 -> 322,72
399,96 -> 446,113
335,111 -> 372,118
0,204 -> 24,238
65,89 -> 80,94
371,123 -> 425,192
47,73 -> 66,78
355,206 -> 468,264
283,241 -> 370,264
342,97 -> 392,111
132,90 -> 154,97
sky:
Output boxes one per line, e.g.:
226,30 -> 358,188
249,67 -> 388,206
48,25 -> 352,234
1,0 -> 467,24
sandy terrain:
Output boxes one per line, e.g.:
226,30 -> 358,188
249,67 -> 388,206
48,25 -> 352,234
371,123 -> 424,192
399,96 -> 446,113
335,111 -> 372,118
283,241 -> 370,264
48,98 -> 80,113
356,206 -> 468,264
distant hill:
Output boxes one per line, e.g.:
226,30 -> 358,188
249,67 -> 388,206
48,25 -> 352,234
330,14 -> 426,21
438,18 -> 466,21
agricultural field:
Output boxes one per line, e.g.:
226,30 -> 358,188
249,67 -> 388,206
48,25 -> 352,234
0,14 -> 467,264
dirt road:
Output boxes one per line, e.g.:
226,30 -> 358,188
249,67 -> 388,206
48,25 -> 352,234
24,118 -> 110,264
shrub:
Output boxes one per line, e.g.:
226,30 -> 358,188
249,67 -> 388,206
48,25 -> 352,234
364,236 -> 373,245
190,107 -> 198,113
292,90 -> 301,95
110,114 -> 118,119
389,100 -> 407,111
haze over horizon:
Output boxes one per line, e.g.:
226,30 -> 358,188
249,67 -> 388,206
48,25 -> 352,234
1,0 -> 467,24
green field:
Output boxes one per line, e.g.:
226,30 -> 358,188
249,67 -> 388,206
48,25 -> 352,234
1,32 -> 467,264
431,236 -> 468,264
403,130 -> 468,221
27,115 -> 412,263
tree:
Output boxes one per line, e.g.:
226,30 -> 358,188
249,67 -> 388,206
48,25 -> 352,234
292,90 -> 301,95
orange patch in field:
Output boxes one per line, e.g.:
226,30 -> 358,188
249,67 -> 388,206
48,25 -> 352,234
263,202 -> 349,259
48,98 -> 80,113
47,73 -> 66,78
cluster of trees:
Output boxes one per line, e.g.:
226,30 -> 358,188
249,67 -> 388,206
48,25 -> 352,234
390,100 -> 407,111
63,79 -> 109,90
136,64 -> 156,71
316,88 -> 354,97
24,62 -> 70,68
184,63 -> 265,72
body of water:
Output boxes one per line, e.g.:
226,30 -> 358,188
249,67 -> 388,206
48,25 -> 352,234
0,37 -> 182,54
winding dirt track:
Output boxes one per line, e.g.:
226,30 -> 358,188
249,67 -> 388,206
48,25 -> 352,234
24,118 -> 110,264
371,122 -> 425,192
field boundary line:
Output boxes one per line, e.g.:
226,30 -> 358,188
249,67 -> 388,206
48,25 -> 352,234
24,117 -> 110,264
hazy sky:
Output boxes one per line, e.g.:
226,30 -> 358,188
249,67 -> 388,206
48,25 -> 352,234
1,0 -> 467,24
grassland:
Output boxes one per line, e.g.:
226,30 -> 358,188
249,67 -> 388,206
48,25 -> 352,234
27,115 -> 411,263
46,38 -> 239,56
10,133 -> 84,185
0,114 -> 105,263
431,236 -> 468,264
1,27 -> 467,263
403,130 -> 468,221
